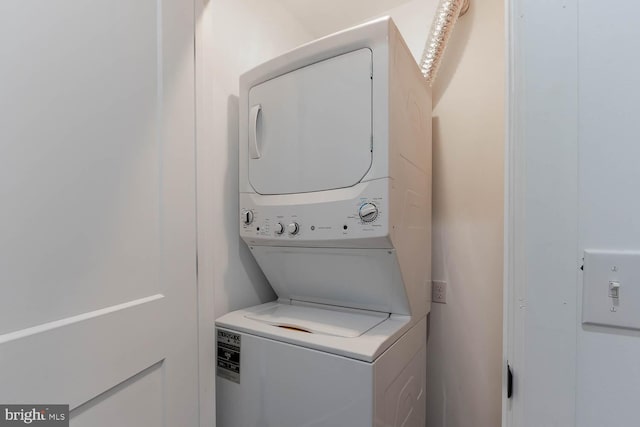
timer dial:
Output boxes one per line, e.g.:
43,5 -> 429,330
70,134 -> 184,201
358,203 -> 378,222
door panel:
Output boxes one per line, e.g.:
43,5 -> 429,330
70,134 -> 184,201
248,48 -> 373,195
70,363 -> 164,427
0,0 -> 161,335
0,1 -> 198,426
1,295 -> 166,407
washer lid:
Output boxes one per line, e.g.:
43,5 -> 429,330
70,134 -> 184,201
217,301 -> 412,362
245,303 -> 388,338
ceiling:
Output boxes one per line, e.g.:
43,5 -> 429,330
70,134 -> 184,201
275,0 -> 416,38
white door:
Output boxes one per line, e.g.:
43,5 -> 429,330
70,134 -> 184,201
0,1 -> 199,426
505,2 -> 640,426
248,48 -> 373,195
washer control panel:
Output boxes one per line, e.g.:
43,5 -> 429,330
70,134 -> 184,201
239,181 -> 390,247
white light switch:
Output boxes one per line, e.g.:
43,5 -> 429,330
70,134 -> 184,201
583,250 -> 640,330
608,281 -> 620,299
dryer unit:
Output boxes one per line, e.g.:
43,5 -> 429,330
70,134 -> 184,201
216,17 -> 432,427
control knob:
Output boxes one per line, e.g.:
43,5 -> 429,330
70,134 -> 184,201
241,210 -> 254,225
287,222 -> 300,235
359,203 -> 378,222
275,222 -> 285,235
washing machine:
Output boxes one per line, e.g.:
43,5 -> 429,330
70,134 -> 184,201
216,16 -> 432,427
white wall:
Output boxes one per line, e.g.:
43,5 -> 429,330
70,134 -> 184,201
507,1 -> 640,426
425,2 -> 504,426
207,0 -> 313,313
208,0 -> 314,316
379,1 -> 505,426
196,2 -> 313,426
275,0 -> 414,39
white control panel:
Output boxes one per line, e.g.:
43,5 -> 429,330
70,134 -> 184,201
239,180 -> 392,248
583,250 -> 640,330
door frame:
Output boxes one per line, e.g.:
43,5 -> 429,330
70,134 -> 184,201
195,0 -> 216,426
502,1 -> 581,426
502,0 -> 524,424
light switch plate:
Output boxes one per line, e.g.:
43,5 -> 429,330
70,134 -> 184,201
583,250 -> 640,330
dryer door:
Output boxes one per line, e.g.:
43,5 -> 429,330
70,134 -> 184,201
248,48 -> 373,195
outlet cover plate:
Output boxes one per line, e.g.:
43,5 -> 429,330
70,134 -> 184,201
432,280 -> 447,304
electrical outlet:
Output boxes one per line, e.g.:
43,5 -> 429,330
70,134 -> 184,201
432,280 -> 447,304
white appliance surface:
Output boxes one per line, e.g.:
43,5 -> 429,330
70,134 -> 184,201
218,16 -> 432,427
248,48 -> 373,195
216,301 -> 411,362
245,302 -> 388,337
216,316 -> 427,427
250,246 -> 410,315
238,16 -> 432,321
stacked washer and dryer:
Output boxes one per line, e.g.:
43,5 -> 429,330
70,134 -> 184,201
216,17 -> 432,427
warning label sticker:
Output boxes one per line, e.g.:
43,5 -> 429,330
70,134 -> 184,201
216,329 -> 241,384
